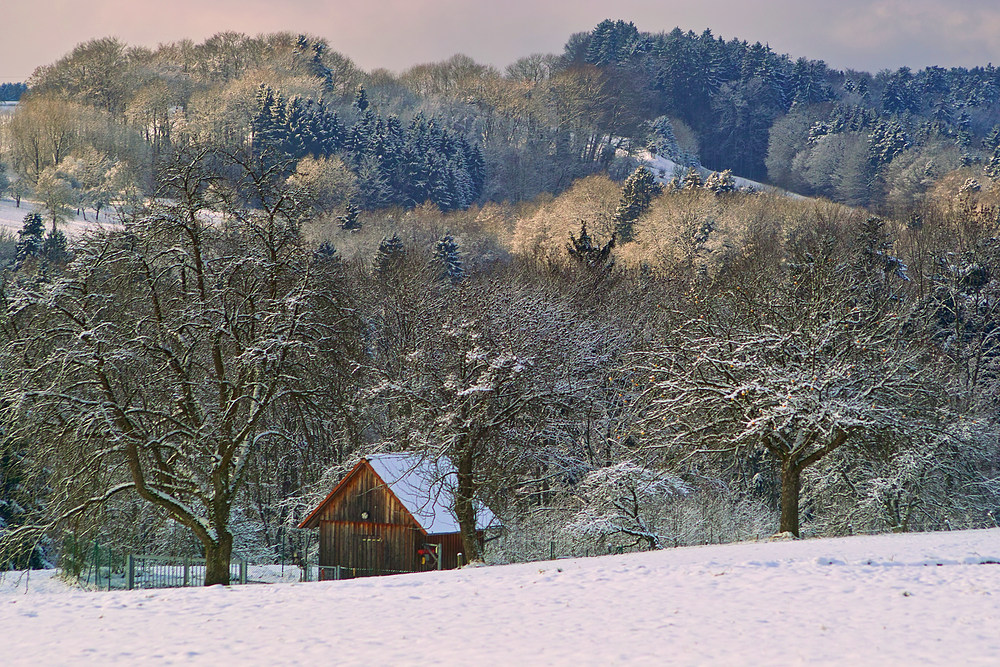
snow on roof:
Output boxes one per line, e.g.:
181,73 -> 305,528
366,453 -> 496,534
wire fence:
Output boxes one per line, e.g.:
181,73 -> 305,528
58,535 -> 641,592
318,565 -> 417,580
64,539 -> 251,591
64,539 -> 127,591
125,554 -> 248,590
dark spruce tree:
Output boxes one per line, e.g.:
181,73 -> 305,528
41,229 -> 70,265
585,19 -> 644,66
353,84 -> 370,113
433,235 -> 464,283
613,167 -> 662,243
14,212 -> 45,263
568,221 -> 615,272
374,234 -> 406,274
338,202 -> 361,230
0,82 -> 27,102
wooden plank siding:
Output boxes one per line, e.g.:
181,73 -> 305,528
302,458 -> 488,577
319,521 -> 426,574
311,462 -> 432,575
311,464 -> 419,527
425,533 -> 466,570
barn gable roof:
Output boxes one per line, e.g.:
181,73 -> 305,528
298,453 -> 496,534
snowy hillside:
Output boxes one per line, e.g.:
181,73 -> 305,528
1,528 -> 997,665
0,198 -> 119,238
635,149 -> 805,198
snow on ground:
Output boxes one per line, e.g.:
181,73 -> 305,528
0,568 -> 77,596
0,197 -> 119,239
1,529 -> 997,666
635,149 -> 805,199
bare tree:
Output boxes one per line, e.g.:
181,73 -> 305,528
639,244 -> 945,536
370,274 -> 609,560
0,147 -> 360,583
563,460 -> 688,550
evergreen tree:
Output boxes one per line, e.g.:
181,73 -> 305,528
648,116 -> 681,160
354,85 -> 369,113
880,67 -> 918,115
613,167 -> 662,242
430,154 -> 457,211
586,20 -> 643,66
790,57 -> 832,106
347,108 -> 379,161
985,149 -> 1000,182
14,212 -> 44,263
252,86 -> 342,163
433,234 -> 464,283
869,120 -> 911,169
0,82 -> 27,102
356,154 -> 393,209
317,109 -> 345,155
284,96 -> 310,156
0,445 -> 47,569
462,138 -> 486,202
41,229 -> 70,265
682,167 -> 704,189
251,84 -> 280,148
704,169 -> 737,193
314,241 -> 339,262
338,202 -> 361,230
984,125 -> 1000,153
374,234 -> 405,274
568,221 -> 615,272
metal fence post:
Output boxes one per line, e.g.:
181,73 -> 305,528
435,543 -> 442,571
304,531 -> 311,582
126,555 -> 135,590
240,559 -> 247,585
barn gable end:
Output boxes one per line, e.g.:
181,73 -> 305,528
298,454 -> 497,577
298,459 -> 424,530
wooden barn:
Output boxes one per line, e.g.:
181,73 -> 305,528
297,453 -> 496,579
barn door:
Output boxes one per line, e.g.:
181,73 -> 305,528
353,533 -> 386,576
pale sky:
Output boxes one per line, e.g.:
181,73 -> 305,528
3,0 -> 999,82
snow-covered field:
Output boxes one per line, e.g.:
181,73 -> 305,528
0,197 -> 118,238
1,529 -> 997,665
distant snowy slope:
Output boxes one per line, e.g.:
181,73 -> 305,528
1,528 -> 998,665
635,149 -> 805,198
0,198 -> 119,238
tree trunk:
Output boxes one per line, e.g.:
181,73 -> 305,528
454,448 -> 482,563
203,531 -> 233,586
779,459 -> 802,537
